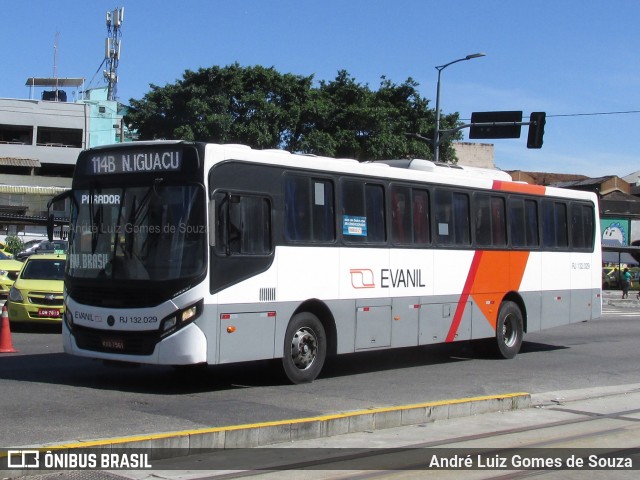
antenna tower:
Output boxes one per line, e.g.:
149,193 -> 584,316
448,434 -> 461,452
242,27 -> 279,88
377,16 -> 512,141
104,7 -> 124,101
53,32 -> 61,99
53,32 -> 59,81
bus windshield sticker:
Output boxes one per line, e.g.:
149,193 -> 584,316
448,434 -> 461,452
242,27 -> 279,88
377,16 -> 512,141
87,150 -> 182,175
343,215 -> 367,236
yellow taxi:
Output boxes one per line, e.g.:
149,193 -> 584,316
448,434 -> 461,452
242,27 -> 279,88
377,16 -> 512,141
0,242 -> 12,257
0,251 -> 23,301
7,253 -> 66,324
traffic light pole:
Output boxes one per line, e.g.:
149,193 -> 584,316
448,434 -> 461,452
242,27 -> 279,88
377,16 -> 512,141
408,112 -> 546,157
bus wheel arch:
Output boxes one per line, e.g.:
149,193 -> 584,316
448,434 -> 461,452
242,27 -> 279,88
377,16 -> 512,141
501,292 -> 527,334
282,300 -> 335,384
292,299 -> 337,356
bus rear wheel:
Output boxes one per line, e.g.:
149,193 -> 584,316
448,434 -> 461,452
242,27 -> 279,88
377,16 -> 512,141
494,301 -> 523,359
282,312 -> 326,384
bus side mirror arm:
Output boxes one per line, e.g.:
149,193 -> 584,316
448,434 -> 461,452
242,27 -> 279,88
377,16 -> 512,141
47,189 -> 72,241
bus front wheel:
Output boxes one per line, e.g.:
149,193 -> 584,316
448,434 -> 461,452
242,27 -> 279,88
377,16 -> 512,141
282,312 -> 327,384
494,301 -> 523,359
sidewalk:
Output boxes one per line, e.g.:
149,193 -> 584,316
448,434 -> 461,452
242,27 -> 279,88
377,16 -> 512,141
112,383 -> 640,478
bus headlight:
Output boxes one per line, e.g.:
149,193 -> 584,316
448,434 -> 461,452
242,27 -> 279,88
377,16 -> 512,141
162,317 -> 177,332
160,299 -> 203,336
64,305 -> 74,331
181,305 -> 198,322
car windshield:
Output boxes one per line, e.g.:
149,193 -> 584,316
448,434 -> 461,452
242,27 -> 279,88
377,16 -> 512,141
37,241 -> 68,252
68,184 -> 206,281
0,251 -> 11,260
22,259 -> 66,281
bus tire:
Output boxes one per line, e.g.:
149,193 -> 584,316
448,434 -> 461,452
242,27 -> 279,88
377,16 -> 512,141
494,301 -> 523,359
282,312 -> 326,384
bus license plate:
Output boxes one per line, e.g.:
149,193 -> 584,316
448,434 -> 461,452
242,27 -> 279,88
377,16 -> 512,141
38,308 -> 60,317
101,338 -> 125,350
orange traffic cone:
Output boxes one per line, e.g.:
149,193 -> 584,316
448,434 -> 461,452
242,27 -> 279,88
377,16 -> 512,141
0,303 -> 17,353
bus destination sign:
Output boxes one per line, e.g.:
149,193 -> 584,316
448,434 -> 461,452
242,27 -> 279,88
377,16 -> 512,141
87,150 -> 182,175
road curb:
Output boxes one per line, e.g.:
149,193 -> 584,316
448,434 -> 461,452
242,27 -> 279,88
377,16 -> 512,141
24,392 -> 530,453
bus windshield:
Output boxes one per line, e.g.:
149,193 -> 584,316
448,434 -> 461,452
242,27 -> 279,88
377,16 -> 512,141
68,183 -> 206,281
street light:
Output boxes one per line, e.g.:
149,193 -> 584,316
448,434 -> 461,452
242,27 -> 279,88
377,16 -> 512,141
433,52 -> 486,163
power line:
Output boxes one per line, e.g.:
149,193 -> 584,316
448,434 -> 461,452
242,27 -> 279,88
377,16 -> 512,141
462,110 -> 640,121
548,110 -> 640,118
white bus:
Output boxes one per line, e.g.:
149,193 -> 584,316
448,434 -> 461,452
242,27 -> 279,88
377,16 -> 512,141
55,141 -> 602,383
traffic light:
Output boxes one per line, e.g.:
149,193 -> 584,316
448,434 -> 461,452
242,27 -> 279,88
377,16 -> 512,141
469,111 -> 522,139
527,112 -> 546,149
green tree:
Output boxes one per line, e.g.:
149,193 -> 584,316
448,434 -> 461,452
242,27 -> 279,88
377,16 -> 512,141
126,64 -> 313,149
126,64 -> 462,162
3,235 -> 24,256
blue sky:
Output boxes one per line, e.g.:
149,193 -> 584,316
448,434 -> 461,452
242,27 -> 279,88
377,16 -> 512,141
2,1 -> 639,178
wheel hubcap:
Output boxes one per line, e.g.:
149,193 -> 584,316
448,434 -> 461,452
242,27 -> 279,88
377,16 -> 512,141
291,327 -> 318,370
502,314 -> 517,347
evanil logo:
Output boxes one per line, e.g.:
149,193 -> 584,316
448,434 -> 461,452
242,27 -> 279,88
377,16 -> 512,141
350,269 -> 375,289
350,268 -> 426,289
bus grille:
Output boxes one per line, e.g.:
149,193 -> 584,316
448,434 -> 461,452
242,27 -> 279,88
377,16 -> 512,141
72,325 -> 159,356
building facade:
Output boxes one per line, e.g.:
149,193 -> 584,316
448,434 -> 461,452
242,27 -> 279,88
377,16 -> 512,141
0,81 -> 126,240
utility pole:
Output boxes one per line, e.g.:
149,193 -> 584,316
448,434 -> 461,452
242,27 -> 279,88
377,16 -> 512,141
433,53 -> 485,163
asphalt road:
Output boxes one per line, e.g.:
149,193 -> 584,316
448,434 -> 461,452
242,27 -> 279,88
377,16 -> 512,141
0,297 -> 638,448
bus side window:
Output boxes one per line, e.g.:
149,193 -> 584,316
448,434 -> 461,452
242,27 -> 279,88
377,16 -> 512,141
524,199 -> 539,247
391,186 -> 411,244
570,203 -> 585,249
582,204 -> 595,250
285,176 -> 335,243
473,193 -> 506,247
285,176 -> 311,241
542,200 -> 556,248
491,196 -> 506,247
542,200 -> 568,249
435,189 -> 453,245
342,180 -> 385,243
555,202 -> 569,248
215,192 -> 271,255
509,198 -> 526,247
312,179 -> 335,242
453,192 -> 470,246
475,194 -> 492,246
413,189 -> 430,245
366,184 -> 386,242
571,203 -> 595,251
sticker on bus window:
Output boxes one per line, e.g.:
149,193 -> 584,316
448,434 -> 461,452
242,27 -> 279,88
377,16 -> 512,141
343,215 -> 367,236
314,182 -> 325,206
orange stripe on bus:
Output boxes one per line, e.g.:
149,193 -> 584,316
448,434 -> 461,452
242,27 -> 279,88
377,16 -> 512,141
446,250 -> 483,342
447,250 -> 530,341
470,251 -> 530,329
493,180 -> 546,195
